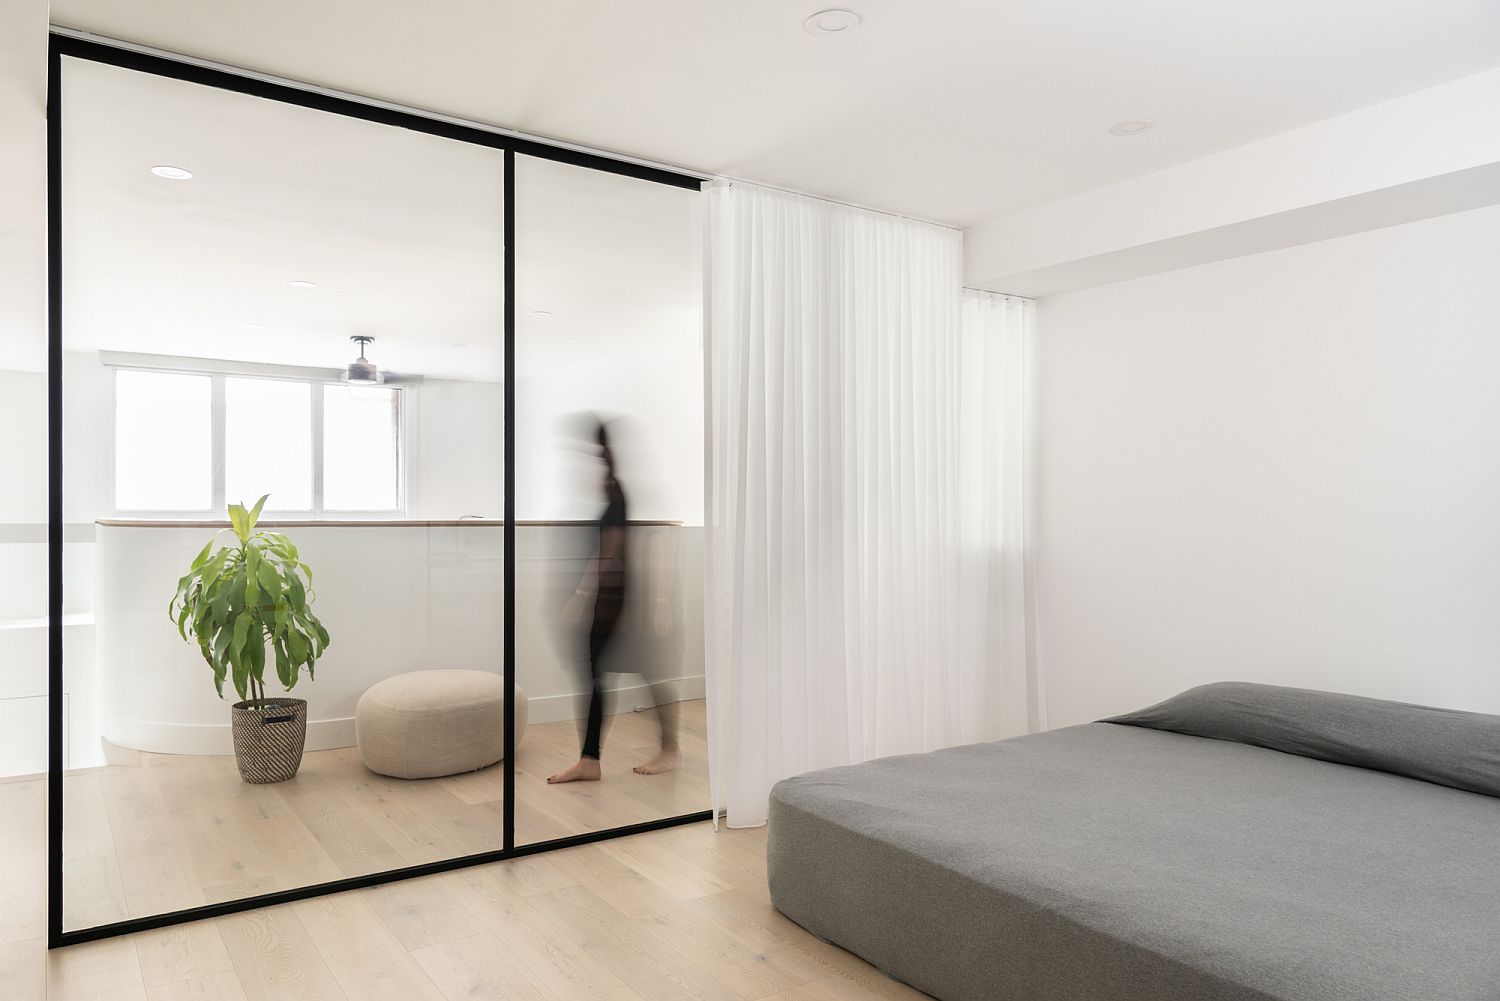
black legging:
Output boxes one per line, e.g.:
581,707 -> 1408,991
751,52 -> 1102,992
580,585 -> 624,760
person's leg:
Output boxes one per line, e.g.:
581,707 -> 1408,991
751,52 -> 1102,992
633,682 -> 681,774
549,587 -> 621,784
579,638 -> 606,760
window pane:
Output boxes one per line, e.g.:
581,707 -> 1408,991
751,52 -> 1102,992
225,378 -> 312,511
115,370 -> 211,510
323,385 -> 400,510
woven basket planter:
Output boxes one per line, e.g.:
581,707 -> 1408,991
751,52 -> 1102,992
231,698 -> 308,784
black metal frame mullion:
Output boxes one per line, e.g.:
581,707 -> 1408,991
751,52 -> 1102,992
47,31 -> 710,951
502,148 -> 516,853
46,32 -> 66,952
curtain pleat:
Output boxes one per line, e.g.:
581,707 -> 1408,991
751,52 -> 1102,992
706,181 -> 1034,827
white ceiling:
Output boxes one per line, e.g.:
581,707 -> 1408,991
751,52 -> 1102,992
62,58 -> 700,381
4,1 -> 1500,373
49,0 -> 1500,228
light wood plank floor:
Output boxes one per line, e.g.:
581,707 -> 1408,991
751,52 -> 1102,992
60,700 -> 712,928
0,746 -> 929,1001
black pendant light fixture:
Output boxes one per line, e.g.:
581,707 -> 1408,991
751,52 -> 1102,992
344,335 -> 384,385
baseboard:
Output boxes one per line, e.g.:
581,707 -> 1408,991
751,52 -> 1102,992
103,675 -> 707,756
525,674 -> 707,725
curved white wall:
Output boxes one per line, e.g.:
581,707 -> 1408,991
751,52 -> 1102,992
96,522 -> 704,755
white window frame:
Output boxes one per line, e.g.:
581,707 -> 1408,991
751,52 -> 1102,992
105,354 -> 409,520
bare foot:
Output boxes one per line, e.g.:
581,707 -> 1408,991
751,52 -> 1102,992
548,758 -> 602,784
633,749 -> 681,775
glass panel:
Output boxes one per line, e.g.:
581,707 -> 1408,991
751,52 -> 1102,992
114,369 -> 212,511
514,154 -> 706,844
225,377 -> 312,511
60,55 -> 507,932
323,384 -> 400,511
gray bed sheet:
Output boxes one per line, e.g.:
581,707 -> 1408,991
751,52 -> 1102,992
767,723 -> 1500,1001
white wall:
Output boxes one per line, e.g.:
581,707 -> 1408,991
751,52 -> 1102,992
1034,203 -> 1500,727
94,522 -> 705,756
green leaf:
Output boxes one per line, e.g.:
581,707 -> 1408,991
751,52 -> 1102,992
199,549 -> 231,591
287,572 -> 306,614
189,539 -> 214,571
255,558 -> 281,606
228,636 -> 250,701
273,638 -> 294,689
227,503 -> 249,542
247,627 -> 266,690
243,548 -> 261,609
247,494 -> 269,532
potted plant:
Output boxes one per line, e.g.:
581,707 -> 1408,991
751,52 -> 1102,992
169,495 -> 331,783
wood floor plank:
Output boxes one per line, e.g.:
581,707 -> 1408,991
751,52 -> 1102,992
0,781 -> 46,944
431,867 -> 645,1001
145,970 -> 251,1001
526,883 -> 742,1001
361,876 -> 478,951
215,907 -> 346,1001
410,934 -> 552,1001
686,889 -> 929,1001
99,763 -> 181,859
471,851 -> 579,899
117,846 -> 235,988
0,937 -> 46,1001
761,983 -> 848,1001
540,843 -> 682,920
292,891 -> 446,1001
128,922 -> 235,992
63,773 -> 118,864
46,936 -> 148,1001
275,773 -> 407,878
597,827 -> 734,901
241,813 -> 344,888
63,854 -> 131,929
635,901 -> 815,1000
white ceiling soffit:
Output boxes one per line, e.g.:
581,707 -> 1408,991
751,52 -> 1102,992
61,58 -> 700,382
965,66 -> 1500,296
49,0 -> 1500,228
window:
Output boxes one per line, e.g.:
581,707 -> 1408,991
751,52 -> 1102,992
112,368 -> 403,516
322,385 -> 401,511
114,370 -> 213,511
225,378 -> 314,511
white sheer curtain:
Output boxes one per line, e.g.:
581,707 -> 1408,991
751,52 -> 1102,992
705,180 -> 1035,827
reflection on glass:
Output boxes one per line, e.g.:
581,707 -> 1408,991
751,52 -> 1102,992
114,369 -> 211,511
515,154 -> 706,844
225,377 -> 312,510
323,384 -> 400,511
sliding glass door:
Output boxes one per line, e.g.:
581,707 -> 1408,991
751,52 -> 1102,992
513,154 -> 708,843
48,35 -> 707,947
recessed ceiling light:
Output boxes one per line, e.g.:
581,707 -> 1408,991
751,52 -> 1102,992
150,165 -> 193,180
803,8 -> 861,34
450,343 -> 469,350
243,324 -> 265,332
289,280 -> 317,289
529,309 -> 553,317
1108,119 -> 1154,136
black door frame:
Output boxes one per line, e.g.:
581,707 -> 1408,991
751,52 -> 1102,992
46,31 -> 711,949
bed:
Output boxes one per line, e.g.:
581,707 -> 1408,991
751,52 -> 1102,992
767,683 -> 1500,1001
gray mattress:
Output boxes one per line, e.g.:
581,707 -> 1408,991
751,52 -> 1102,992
767,687 -> 1500,1001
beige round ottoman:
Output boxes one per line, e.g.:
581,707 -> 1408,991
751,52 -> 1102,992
355,670 -> 528,779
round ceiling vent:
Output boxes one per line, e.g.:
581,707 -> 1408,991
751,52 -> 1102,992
1108,119 -> 1155,136
803,9 -> 862,35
